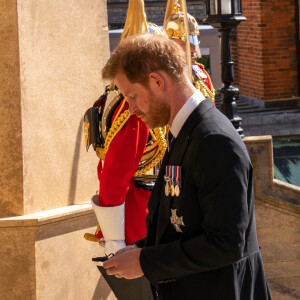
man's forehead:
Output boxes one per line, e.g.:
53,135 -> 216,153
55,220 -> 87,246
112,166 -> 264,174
115,73 -> 145,96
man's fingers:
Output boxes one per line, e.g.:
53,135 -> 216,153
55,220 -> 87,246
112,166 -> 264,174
105,266 -> 118,276
103,256 -> 116,269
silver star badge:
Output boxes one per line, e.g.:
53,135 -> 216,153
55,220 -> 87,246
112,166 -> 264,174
170,209 -> 185,233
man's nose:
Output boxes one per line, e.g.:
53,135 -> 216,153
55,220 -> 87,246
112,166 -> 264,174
127,99 -> 137,115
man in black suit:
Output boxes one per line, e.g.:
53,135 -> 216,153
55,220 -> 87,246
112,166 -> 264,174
101,34 -> 272,300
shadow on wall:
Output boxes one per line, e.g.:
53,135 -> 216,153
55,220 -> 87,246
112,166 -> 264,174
68,119 -> 83,205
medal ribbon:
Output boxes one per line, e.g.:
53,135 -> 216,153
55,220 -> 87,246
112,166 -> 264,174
165,166 -> 169,179
174,166 -> 177,187
176,166 -> 181,188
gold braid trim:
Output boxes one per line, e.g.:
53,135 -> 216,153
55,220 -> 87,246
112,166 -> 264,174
104,103 -> 131,154
194,78 -> 215,104
193,63 -> 215,104
83,122 -> 90,146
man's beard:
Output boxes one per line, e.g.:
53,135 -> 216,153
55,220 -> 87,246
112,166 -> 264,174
137,90 -> 170,129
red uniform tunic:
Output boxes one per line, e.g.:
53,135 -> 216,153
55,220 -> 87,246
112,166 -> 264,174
95,99 -> 151,245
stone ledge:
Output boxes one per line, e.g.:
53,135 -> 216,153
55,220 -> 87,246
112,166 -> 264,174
0,202 -> 105,299
244,136 -> 300,215
0,202 -> 94,228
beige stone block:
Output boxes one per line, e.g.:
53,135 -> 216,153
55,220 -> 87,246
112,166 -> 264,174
255,204 -> 300,229
245,136 -> 300,215
0,1 -> 110,217
259,242 -> 300,263
257,226 -> 300,244
264,261 -> 300,279
16,0 -> 110,214
268,289 -> 298,300
268,277 -> 300,300
0,0 -> 23,217
0,203 -> 118,300
0,227 -> 36,299
35,216 -> 115,299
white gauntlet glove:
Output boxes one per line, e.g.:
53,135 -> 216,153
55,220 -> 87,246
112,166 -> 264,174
91,195 -> 126,257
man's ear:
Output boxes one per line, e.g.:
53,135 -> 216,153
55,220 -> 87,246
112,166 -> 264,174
148,72 -> 165,92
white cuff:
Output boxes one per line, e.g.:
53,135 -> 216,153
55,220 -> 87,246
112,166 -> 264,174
91,195 -> 125,255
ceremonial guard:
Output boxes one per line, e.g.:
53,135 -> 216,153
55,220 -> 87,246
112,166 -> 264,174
163,0 -> 215,104
83,0 -> 167,257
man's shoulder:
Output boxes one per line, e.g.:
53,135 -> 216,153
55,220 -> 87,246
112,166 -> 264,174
191,104 -> 243,143
189,108 -> 250,162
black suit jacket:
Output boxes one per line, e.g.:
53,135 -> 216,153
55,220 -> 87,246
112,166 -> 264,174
136,99 -> 271,300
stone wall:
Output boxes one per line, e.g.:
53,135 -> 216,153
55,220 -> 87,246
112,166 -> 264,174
256,202 -> 300,300
0,1 -> 111,297
244,136 -> 300,300
0,0 -> 24,217
0,0 -> 109,217
0,204 -> 115,299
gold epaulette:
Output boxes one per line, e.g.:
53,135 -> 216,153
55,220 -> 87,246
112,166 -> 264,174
194,78 -> 215,104
193,63 -> 215,104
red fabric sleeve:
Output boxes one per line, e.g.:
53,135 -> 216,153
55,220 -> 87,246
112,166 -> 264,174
97,100 -> 149,207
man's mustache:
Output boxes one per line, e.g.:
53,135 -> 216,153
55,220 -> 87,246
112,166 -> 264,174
135,111 -> 144,118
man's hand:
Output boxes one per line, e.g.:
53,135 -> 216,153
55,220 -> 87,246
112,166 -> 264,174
103,247 -> 144,279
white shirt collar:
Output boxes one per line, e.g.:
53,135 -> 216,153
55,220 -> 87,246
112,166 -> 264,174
170,90 -> 205,137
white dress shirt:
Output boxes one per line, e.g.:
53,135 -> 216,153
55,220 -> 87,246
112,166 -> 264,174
170,90 -> 205,138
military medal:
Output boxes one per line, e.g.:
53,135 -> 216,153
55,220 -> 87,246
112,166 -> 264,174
175,185 -> 180,197
175,166 -> 181,197
170,209 -> 185,233
164,166 -> 171,196
170,165 -> 175,196
170,184 -> 175,197
168,166 -> 175,197
164,176 -> 170,196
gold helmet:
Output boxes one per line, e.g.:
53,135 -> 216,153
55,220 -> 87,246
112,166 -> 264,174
163,0 -> 200,53
121,0 -> 166,41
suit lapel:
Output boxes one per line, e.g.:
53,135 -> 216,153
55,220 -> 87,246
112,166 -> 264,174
154,98 -> 214,245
